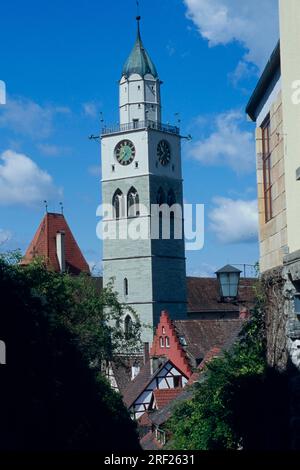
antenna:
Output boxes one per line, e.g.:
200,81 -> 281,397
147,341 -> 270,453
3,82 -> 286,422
59,202 -> 64,215
44,200 -> 48,213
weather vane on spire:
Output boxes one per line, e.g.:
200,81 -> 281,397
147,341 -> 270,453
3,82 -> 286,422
136,0 -> 141,21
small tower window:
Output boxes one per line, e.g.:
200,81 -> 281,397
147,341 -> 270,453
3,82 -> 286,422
127,187 -> 140,217
138,85 -> 141,90
112,189 -> 123,219
159,336 -> 164,348
135,161 -> 139,169
162,326 -> 166,335
124,315 -> 133,340
165,336 -> 170,348
138,104 -> 141,109
124,277 -> 129,296
111,164 -> 115,172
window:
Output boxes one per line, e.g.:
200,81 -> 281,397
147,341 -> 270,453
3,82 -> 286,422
179,336 -> 187,346
111,164 -> 115,172
159,336 -> 164,348
135,161 -> 139,169
138,104 -> 141,109
133,118 -> 139,129
165,336 -> 170,348
162,326 -> 166,335
262,117 -> 272,222
127,187 -> 140,217
173,376 -> 181,388
112,189 -> 123,219
124,277 -> 128,296
138,85 -> 141,90
124,315 -> 133,339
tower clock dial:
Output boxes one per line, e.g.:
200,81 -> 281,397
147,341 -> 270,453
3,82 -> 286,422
115,140 -> 136,166
157,140 -> 171,166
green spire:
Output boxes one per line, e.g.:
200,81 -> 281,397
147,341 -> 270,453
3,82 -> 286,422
122,17 -> 158,79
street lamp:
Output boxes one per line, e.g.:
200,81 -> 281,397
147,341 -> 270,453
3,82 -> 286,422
215,265 -> 241,300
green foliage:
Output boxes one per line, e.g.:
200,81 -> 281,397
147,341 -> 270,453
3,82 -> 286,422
167,284 -> 267,450
12,256 -> 142,367
0,254 -> 140,450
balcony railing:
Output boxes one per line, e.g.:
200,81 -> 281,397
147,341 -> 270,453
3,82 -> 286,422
101,120 -> 180,136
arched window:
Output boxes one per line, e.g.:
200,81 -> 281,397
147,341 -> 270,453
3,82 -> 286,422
165,336 -> 170,348
157,187 -> 165,206
159,336 -> 164,348
167,189 -> 176,207
124,315 -> 133,340
124,277 -> 128,296
112,189 -> 123,219
127,187 -> 140,217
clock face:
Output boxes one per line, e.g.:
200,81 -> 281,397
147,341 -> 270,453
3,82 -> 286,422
157,140 -> 171,166
115,140 -> 136,166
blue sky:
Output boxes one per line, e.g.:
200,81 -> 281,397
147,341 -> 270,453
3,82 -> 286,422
0,0 -> 279,276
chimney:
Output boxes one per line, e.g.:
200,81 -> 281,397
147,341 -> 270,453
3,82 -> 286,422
56,231 -> 66,273
143,342 -> 150,364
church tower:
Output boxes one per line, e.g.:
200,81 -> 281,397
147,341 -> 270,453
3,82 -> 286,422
101,17 -> 187,343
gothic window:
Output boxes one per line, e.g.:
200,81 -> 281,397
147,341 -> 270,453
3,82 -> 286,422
157,187 -> 165,206
124,315 -> 133,340
165,336 -> 170,348
159,336 -> 164,348
167,189 -> 176,206
112,189 -> 123,219
124,277 -> 128,296
127,187 -> 140,217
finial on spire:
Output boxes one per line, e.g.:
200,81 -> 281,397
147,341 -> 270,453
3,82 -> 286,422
44,200 -> 48,214
136,0 -> 140,20
59,202 -> 64,215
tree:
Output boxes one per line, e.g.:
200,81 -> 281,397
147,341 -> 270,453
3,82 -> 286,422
167,284 -> 288,450
0,254 -> 140,451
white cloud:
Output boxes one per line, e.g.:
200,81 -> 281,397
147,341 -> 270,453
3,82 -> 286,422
188,110 -> 255,173
0,96 -> 71,139
83,102 -> 101,118
184,0 -> 279,69
209,197 -> 258,244
0,229 -> 12,245
189,262 -> 217,277
0,150 -> 62,206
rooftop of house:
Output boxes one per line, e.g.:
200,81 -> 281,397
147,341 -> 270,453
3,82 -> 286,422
21,212 -> 90,275
174,318 -> 244,366
186,276 -> 255,315
246,41 -> 280,121
153,388 -> 183,409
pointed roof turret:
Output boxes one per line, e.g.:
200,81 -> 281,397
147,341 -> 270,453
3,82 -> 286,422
122,16 -> 158,79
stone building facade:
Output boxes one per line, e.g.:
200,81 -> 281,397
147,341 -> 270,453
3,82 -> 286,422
246,0 -> 300,448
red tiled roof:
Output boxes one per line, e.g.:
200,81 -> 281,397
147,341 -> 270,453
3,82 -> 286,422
153,388 -> 183,409
137,412 -> 152,427
140,431 -> 161,450
187,277 -> 255,313
21,213 -> 90,275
